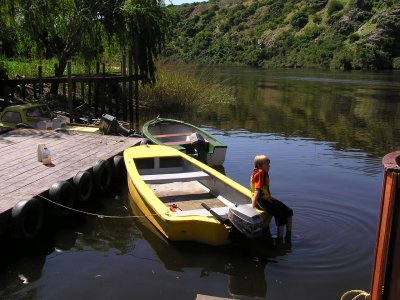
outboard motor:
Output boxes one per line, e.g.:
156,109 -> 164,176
228,205 -> 264,238
189,132 -> 208,163
99,114 -> 131,136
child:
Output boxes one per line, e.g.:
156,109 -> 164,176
251,154 -> 293,242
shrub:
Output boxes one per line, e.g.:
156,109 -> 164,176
351,46 -> 392,70
327,0 -> 344,15
291,11 -> 309,29
308,0 -> 328,11
139,63 -> 235,113
349,33 -> 360,42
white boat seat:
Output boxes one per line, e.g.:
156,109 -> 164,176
173,203 -> 253,217
153,132 -> 193,138
173,206 -> 230,217
142,171 -> 210,184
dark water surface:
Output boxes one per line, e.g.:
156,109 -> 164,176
1,67 -> 400,300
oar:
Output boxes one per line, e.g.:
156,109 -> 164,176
201,203 -> 229,225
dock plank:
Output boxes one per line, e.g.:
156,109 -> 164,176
0,129 -> 141,214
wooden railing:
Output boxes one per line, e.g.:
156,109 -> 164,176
0,59 -> 143,128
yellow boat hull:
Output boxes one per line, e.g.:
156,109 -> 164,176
124,145 -> 265,246
127,178 -> 230,245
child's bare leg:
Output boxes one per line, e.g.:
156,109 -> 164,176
287,217 -> 292,232
277,226 -> 284,238
285,217 -> 293,242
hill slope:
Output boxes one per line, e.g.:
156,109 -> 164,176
164,0 -> 400,69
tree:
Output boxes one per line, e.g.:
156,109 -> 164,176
3,0 -> 172,91
103,0 -> 173,83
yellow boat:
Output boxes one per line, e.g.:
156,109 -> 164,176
124,144 -> 267,246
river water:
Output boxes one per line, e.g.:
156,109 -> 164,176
1,67 -> 400,300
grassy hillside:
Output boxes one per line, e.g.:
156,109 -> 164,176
164,0 -> 400,69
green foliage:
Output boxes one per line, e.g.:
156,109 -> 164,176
330,46 -> 353,69
0,0 -> 173,85
393,57 -> 400,69
291,11 -> 309,29
351,46 -> 392,70
349,32 -> 360,42
139,63 -> 235,112
308,0 -> 328,11
327,0 -> 344,15
164,0 -> 399,70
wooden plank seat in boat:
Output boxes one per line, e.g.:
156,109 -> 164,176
141,171 -> 210,184
163,140 -> 192,145
173,203 -> 253,217
174,206 -> 230,217
152,132 -> 194,146
153,132 -> 193,138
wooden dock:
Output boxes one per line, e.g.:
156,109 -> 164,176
0,128 -> 141,216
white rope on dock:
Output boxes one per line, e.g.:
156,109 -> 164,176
340,290 -> 370,300
37,194 -> 159,219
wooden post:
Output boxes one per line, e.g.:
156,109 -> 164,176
54,63 -> 59,95
22,83 -> 26,101
38,65 -> 43,95
81,81 -> 85,102
88,80 -> 92,107
101,63 -> 106,114
67,61 -> 73,123
73,81 -> 76,103
94,62 -> 100,118
122,54 -> 127,121
370,151 -> 400,300
1,79 -> 10,106
134,40 -> 140,132
128,51 -> 133,124
62,82 -> 66,98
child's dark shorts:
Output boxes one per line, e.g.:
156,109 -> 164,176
257,197 -> 293,226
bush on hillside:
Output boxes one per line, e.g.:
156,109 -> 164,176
327,0 -> 344,15
291,11 -> 309,29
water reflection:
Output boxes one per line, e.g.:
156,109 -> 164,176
155,66 -> 400,158
129,197 -> 291,298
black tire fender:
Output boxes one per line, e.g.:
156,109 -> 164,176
11,198 -> 43,239
93,159 -> 112,192
49,181 -> 75,215
113,155 -> 126,183
73,171 -> 93,202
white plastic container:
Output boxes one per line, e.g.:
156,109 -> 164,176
52,118 -> 62,129
42,146 -> 52,165
37,121 -> 47,130
37,143 -> 45,162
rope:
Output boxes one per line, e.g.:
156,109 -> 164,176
340,290 -> 370,300
37,194 -> 159,219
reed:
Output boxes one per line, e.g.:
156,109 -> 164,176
140,64 -> 235,112
1,58 -> 235,112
